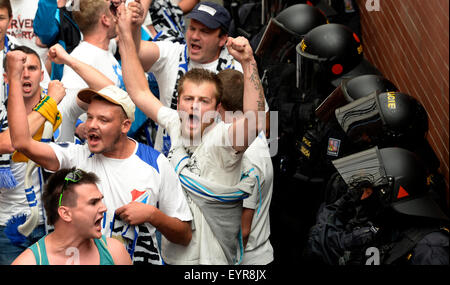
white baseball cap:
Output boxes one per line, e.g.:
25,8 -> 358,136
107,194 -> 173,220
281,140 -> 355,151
78,85 -> 135,122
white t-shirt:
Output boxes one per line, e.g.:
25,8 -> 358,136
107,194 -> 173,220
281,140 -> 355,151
7,0 -> 49,63
61,41 -> 122,89
57,40 -> 123,143
157,106 -> 244,264
149,41 -> 243,152
49,139 -> 192,264
241,133 -> 274,265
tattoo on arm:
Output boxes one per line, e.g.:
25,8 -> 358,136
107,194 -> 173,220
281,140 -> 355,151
249,62 -> 265,111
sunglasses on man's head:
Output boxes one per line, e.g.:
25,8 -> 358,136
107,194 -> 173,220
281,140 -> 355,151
58,169 -> 83,207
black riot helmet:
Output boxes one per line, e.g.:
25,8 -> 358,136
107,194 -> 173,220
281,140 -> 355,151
315,74 -> 398,122
335,91 -> 428,148
296,23 -> 380,98
255,4 -> 328,64
332,147 -> 448,221
378,147 -> 448,220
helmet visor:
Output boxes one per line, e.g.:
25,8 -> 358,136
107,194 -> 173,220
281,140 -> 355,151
335,92 -> 384,145
296,41 -> 327,96
315,79 -> 353,123
256,18 -> 302,64
332,146 -> 387,188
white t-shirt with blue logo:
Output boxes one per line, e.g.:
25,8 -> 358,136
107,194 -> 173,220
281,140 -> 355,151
49,139 -> 192,264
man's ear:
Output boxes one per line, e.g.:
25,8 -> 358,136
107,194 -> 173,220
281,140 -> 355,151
218,33 -> 228,48
58,206 -> 72,223
3,73 -> 8,85
101,13 -> 111,27
121,118 -> 132,134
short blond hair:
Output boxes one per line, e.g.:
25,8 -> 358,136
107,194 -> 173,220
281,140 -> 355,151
73,0 -> 109,35
177,68 -> 223,106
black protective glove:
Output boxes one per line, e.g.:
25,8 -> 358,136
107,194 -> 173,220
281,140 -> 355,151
341,222 -> 379,250
334,186 -> 364,223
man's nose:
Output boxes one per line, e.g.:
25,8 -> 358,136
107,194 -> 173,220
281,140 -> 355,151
99,201 -> 107,214
86,118 -> 98,129
190,29 -> 200,40
192,99 -> 201,110
22,67 -> 30,78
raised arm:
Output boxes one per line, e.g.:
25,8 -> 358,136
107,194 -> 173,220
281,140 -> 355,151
226,37 -> 266,152
112,0 -> 159,71
116,4 -> 163,122
178,0 -> 200,14
48,44 -> 114,91
129,0 -> 161,72
0,80 -> 66,154
6,51 -> 60,171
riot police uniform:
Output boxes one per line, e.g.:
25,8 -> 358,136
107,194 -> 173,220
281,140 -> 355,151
253,4 -> 329,264
305,147 -> 449,265
273,23 -> 383,186
295,75 -> 399,200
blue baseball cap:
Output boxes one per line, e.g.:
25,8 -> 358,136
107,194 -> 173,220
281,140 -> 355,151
186,2 -> 231,32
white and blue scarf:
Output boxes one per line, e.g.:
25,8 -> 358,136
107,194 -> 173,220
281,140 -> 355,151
170,145 -> 255,264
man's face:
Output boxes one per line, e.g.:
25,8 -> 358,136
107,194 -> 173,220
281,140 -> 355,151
85,99 -> 129,156
186,19 -> 227,64
0,7 -> 11,43
20,53 -> 44,99
177,79 -> 218,141
70,183 -> 106,239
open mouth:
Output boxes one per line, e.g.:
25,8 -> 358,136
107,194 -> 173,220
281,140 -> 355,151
188,114 -> 200,129
87,133 -> 101,145
190,43 -> 202,52
94,216 -> 103,231
22,82 -> 32,92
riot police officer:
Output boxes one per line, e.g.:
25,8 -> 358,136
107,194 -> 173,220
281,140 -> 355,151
295,74 -> 399,189
258,4 -> 329,264
258,4 -> 328,173
306,147 -> 449,265
274,24 -> 382,184
326,89 -> 446,209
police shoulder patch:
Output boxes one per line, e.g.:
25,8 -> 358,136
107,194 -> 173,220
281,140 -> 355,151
327,138 -> 341,157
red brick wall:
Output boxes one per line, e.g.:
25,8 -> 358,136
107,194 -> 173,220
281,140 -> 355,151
356,0 -> 449,198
